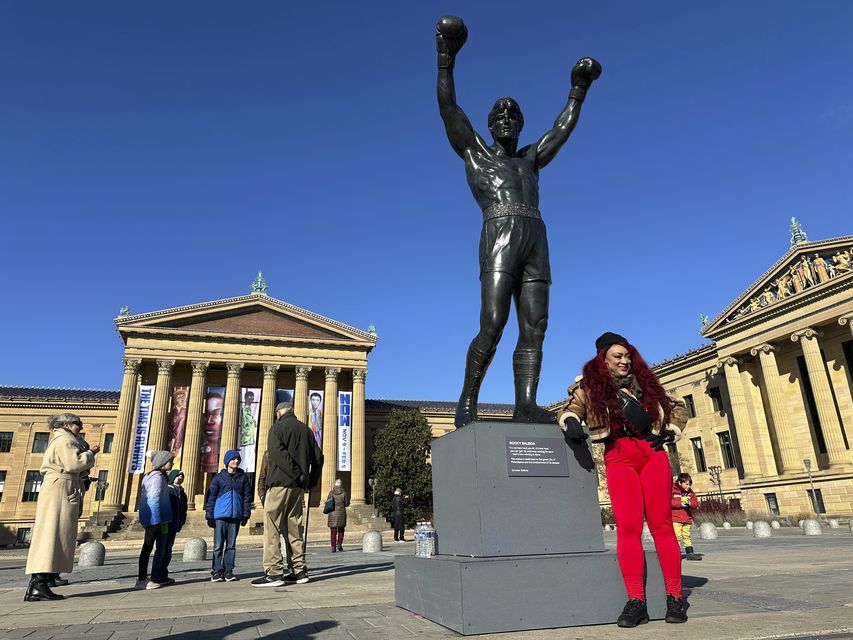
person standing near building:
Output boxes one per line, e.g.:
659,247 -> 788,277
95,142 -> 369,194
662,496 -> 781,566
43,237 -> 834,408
164,469 -> 188,581
672,473 -> 701,561
137,450 -> 174,590
205,450 -> 252,582
24,413 -> 98,601
252,401 -> 323,586
326,478 -> 350,552
391,488 -> 408,542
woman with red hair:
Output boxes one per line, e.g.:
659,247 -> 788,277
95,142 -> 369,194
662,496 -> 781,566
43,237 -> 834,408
559,332 -> 689,627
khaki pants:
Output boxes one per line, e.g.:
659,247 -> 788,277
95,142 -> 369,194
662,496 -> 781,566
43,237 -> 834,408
263,486 -> 306,575
673,522 -> 693,548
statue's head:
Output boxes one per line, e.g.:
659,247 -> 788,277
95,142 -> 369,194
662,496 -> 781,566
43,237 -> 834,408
488,97 -> 524,141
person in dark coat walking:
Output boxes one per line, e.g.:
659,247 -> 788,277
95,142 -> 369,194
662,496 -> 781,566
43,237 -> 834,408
391,488 -> 408,542
205,450 -> 252,582
326,479 -> 350,552
164,469 -> 188,581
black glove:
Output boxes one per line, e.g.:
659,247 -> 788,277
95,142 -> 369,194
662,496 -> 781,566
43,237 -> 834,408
562,416 -> 588,444
207,518 -> 215,529
241,518 -> 248,527
647,430 -> 675,452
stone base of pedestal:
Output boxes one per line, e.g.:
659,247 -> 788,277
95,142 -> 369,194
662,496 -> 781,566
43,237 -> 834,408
395,550 -> 666,635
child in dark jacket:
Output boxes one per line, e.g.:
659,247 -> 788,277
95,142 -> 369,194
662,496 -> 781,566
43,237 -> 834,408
205,450 -> 252,581
164,469 -> 188,581
672,473 -> 701,561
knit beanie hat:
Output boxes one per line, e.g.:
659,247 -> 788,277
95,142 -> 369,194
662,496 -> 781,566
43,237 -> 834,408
167,469 -> 184,485
147,450 -> 174,470
223,449 -> 241,467
595,332 -> 628,353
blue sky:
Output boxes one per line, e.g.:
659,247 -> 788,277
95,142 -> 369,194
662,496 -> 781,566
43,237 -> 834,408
2,1 -> 851,404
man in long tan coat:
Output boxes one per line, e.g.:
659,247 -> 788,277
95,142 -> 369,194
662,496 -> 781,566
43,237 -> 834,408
24,413 -> 98,601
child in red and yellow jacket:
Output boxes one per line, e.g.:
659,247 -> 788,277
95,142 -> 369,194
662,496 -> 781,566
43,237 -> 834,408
672,473 -> 701,561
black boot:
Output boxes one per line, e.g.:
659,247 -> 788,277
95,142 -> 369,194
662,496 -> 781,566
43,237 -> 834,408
665,595 -> 688,623
511,349 -> 556,423
616,598 -> 648,627
24,574 -> 64,602
47,573 -> 69,587
684,546 -> 702,561
454,345 -> 496,428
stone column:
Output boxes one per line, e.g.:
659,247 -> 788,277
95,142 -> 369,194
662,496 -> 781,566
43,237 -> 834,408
254,364 -> 279,508
221,362 -> 244,453
182,360 -> 209,508
294,366 -> 311,423
103,357 -> 141,509
750,344 -> 800,474
351,368 -> 367,504
146,359 -> 175,453
321,368 -> 340,497
718,357 -> 763,478
791,328 -> 850,468
840,313 -> 853,338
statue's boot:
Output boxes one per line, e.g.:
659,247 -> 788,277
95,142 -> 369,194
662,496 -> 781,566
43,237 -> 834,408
454,345 -> 496,428
24,574 -> 64,602
512,348 -> 556,423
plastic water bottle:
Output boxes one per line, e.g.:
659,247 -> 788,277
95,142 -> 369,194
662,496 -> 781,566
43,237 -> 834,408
414,521 -> 425,557
423,521 -> 436,557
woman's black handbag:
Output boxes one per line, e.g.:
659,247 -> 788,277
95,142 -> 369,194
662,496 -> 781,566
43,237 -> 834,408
323,496 -> 335,514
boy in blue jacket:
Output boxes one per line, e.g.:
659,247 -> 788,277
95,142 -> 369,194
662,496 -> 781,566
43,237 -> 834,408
205,450 -> 252,581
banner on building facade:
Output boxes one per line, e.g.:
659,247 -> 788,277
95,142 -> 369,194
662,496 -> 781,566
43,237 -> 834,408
308,389 -> 324,448
337,391 -> 351,472
200,386 -> 225,473
129,384 -> 156,474
238,387 -> 261,472
167,386 -> 189,465
276,388 -> 294,406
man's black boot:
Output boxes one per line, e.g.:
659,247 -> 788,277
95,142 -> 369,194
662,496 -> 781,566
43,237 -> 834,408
665,595 -> 688,623
454,345 -> 495,428
511,349 -> 556,423
616,598 -> 649,627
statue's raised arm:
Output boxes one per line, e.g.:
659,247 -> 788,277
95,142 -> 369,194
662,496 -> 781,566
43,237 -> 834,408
436,16 -> 487,158
532,57 -> 602,169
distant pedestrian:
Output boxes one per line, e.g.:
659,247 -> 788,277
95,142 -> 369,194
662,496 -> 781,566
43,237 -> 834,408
24,413 -> 98,602
137,450 -> 174,590
164,469 -> 188,581
326,479 -> 350,552
205,450 -> 253,582
672,473 -> 701,561
391,488 -> 408,542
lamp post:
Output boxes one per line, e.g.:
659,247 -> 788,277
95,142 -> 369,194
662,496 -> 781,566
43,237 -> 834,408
803,458 -> 819,517
708,465 -> 723,501
368,477 -> 377,517
95,480 -> 109,526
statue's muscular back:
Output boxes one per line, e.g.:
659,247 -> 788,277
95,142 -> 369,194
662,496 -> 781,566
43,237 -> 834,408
464,144 -> 540,212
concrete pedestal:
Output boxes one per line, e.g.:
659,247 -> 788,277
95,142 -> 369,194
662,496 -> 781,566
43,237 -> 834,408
394,421 -> 667,634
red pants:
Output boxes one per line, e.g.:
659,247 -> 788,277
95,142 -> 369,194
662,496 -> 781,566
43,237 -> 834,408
330,527 -> 344,547
605,437 -> 682,599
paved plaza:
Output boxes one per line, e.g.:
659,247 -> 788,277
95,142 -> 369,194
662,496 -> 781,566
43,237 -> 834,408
0,529 -> 851,640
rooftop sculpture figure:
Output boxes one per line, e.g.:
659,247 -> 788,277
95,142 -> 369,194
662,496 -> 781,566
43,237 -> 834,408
435,16 -> 601,427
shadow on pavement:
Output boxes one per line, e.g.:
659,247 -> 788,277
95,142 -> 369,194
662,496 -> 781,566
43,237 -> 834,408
307,561 -> 393,583
70,576 -> 214,597
148,619 -> 339,640
683,575 -> 709,588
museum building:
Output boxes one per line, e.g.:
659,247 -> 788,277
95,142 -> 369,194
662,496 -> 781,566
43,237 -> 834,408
1,228 -> 852,544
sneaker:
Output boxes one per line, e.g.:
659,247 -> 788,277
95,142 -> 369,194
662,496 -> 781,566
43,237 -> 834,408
161,578 -> 176,586
251,574 -> 285,588
134,579 -> 148,590
286,570 -> 308,585
685,553 -> 703,561
665,595 -> 688,623
146,580 -> 164,590
616,598 -> 649,628
211,573 -> 225,583
337,545 -> 343,552
224,573 -> 238,582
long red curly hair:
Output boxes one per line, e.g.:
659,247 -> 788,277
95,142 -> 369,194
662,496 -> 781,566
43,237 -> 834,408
581,341 -> 672,432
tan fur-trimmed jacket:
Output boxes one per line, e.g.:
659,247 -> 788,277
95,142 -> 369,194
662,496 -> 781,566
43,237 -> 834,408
558,381 -> 688,443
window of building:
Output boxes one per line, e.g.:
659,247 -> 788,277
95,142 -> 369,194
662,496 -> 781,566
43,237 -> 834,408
691,437 -> 707,472
31,432 -> 49,454
666,442 -> 681,474
22,470 -> 42,502
0,432 -> 12,453
0,470 -> 5,501
94,470 -> 108,501
765,493 -> 780,516
102,433 -> 114,454
16,528 -> 31,545
708,387 -> 724,413
683,394 -> 696,419
717,431 -> 737,469
807,488 -> 826,514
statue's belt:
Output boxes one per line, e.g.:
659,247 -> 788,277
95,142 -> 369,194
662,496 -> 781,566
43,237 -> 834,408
482,203 -> 542,221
